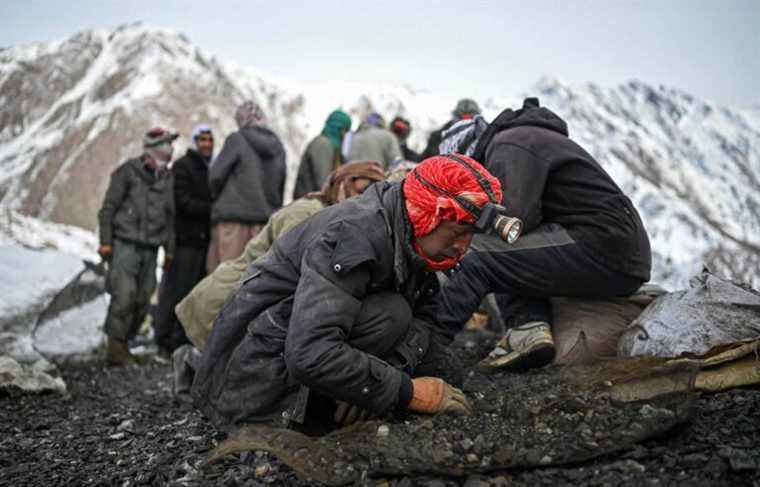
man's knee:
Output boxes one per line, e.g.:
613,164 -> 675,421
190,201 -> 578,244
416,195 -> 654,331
349,292 -> 411,357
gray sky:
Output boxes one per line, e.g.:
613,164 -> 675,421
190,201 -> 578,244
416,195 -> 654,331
3,0 -> 759,107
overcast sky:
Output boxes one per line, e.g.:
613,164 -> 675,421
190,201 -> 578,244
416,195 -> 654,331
2,0 -> 758,107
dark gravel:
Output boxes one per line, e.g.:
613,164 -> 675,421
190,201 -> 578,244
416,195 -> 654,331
1,331 -> 759,486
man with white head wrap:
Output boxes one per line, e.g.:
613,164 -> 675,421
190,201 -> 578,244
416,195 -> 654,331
154,124 -> 215,357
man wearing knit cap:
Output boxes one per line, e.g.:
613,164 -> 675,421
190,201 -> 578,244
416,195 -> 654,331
421,98 -> 481,159
207,100 -> 286,272
97,126 -> 178,365
192,154 -> 500,433
293,110 -> 352,199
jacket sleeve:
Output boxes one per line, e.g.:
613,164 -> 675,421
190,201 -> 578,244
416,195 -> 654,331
284,221 -> 409,415
208,134 -> 241,199
310,140 -> 335,190
174,161 -> 211,220
97,165 -> 129,246
269,151 -> 286,210
420,129 -> 442,159
486,141 -> 549,234
386,132 -> 402,166
164,173 -> 176,255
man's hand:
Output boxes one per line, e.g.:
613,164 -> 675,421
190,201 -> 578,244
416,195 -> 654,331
334,401 -> 371,426
163,254 -> 173,271
408,377 -> 473,416
98,244 -> 113,261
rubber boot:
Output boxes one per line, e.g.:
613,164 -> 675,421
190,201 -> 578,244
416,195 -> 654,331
106,337 -> 139,366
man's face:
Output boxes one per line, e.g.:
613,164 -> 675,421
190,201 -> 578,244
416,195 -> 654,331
196,133 -> 214,157
416,220 -> 475,264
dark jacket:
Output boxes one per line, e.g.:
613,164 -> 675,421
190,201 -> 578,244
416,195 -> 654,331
420,119 -> 456,160
400,142 -> 422,162
209,126 -> 286,225
192,182 -> 441,430
98,157 -> 175,253
293,134 -> 339,199
474,98 -> 651,281
172,149 -> 212,248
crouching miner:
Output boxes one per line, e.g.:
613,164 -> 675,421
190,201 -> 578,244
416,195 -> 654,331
191,155 -> 503,433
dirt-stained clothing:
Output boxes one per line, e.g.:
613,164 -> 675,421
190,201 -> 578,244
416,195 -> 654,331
191,182 -> 445,431
98,157 -> 174,342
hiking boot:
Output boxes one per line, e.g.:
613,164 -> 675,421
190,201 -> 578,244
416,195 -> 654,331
106,337 -> 139,366
478,321 -> 555,371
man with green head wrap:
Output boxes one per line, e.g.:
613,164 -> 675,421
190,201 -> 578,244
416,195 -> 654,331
293,110 -> 352,199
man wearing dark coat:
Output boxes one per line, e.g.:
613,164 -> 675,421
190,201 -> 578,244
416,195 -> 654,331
420,98 -> 481,160
192,155 -> 502,433
154,124 -> 214,356
97,127 -> 177,365
435,98 -> 652,371
206,101 -> 287,272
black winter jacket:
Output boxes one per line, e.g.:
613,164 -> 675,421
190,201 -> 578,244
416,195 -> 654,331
98,157 -> 175,253
209,126 -> 286,225
474,98 -> 651,281
191,182 -> 441,430
420,119 -> 456,160
172,149 -> 212,248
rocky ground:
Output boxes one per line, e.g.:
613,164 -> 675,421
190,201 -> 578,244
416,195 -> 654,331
1,332 -> 759,486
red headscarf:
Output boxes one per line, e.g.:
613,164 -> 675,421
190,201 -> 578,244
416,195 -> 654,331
403,154 -> 503,270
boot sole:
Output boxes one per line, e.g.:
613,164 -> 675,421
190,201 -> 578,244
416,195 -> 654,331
478,339 -> 556,371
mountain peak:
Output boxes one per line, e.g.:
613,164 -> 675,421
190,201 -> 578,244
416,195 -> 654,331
0,26 -> 758,289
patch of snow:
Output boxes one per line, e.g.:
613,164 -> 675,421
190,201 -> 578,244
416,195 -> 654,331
0,244 -> 84,320
33,294 -> 108,357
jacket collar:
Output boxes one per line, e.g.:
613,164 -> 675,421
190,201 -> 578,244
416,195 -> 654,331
377,182 -> 429,292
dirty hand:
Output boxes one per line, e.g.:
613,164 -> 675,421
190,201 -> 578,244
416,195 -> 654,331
334,401 -> 371,426
408,377 -> 473,416
163,254 -> 173,271
98,244 -> 113,260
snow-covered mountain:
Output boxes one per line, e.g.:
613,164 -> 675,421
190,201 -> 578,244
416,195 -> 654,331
1,23 -> 758,289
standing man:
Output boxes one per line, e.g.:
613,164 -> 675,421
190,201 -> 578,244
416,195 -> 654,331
389,116 -> 421,162
98,127 -> 177,366
154,124 -> 214,357
207,101 -> 286,272
421,98 -> 481,159
293,110 -> 352,199
347,112 -> 402,169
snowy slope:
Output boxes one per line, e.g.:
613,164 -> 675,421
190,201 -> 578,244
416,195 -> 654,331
0,210 -> 98,331
532,78 -> 760,288
0,24 -> 758,290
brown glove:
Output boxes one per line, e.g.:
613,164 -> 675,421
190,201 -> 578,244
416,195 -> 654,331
408,377 -> 473,416
334,401 -> 372,426
98,244 -> 113,260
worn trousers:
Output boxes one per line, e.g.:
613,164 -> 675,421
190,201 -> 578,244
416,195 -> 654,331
437,223 -> 645,332
154,245 -> 207,352
104,239 -> 158,342
206,221 -> 263,274
300,291 -> 449,434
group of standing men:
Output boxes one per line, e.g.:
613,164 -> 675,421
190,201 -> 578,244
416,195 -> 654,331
96,98 -> 449,365
97,101 -> 288,364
